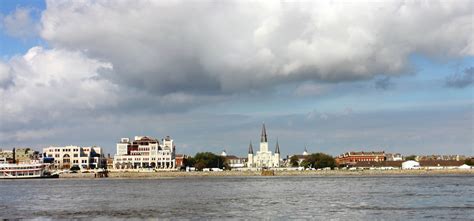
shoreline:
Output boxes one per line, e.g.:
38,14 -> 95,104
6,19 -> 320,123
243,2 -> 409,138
58,169 -> 474,179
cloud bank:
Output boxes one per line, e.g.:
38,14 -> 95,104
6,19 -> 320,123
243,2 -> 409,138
0,0 -> 472,154
39,0 -> 472,96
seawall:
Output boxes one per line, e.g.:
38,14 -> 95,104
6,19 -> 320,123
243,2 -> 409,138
58,169 -> 474,179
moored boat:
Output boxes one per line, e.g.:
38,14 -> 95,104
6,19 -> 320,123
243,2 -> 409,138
0,162 -> 58,179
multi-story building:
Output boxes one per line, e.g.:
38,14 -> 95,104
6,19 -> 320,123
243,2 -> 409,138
336,151 -> 385,165
0,149 -> 13,162
113,136 -> 176,169
0,148 -> 39,163
247,124 -> 280,168
43,146 -> 104,169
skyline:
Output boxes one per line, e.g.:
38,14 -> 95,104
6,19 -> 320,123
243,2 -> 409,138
0,0 -> 473,156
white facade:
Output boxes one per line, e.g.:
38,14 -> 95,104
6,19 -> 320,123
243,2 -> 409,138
43,146 -> 104,169
113,136 -> 176,169
402,160 -> 420,170
247,124 -> 280,168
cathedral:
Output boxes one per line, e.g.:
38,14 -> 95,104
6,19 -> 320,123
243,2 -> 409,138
247,124 -> 280,168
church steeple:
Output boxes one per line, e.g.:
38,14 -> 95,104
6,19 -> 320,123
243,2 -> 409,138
260,123 -> 267,143
275,138 -> 280,154
248,141 -> 254,154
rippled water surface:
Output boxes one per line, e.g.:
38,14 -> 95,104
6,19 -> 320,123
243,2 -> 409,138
1,175 -> 473,220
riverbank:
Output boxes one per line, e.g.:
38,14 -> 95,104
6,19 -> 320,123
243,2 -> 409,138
59,169 -> 474,179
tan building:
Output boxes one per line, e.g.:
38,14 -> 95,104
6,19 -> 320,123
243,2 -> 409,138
43,146 -> 104,169
113,136 -> 176,169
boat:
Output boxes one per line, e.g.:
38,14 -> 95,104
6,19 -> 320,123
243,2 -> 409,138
0,162 -> 59,179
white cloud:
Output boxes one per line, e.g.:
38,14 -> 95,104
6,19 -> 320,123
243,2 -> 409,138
1,47 -> 118,126
39,0 -> 472,95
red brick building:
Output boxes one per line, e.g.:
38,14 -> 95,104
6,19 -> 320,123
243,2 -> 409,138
175,154 -> 186,168
336,151 -> 385,165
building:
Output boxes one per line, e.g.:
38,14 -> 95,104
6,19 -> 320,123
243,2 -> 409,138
385,153 -> 403,161
43,146 -> 104,169
415,155 -> 467,161
221,150 -> 246,169
0,148 -> 39,163
0,149 -> 13,162
175,154 -> 188,168
336,151 -> 385,165
287,147 -> 310,167
113,136 -> 176,169
247,124 -> 280,168
402,160 -> 420,169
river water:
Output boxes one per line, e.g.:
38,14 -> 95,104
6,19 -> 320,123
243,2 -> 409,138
1,175 -> 473,220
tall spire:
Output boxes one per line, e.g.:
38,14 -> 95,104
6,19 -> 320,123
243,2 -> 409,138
260,123 -> 267,143
275,138 -> 280,154
248,141 -> 254,154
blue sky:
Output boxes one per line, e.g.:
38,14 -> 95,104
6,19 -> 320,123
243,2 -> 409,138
0,0 -> 472,156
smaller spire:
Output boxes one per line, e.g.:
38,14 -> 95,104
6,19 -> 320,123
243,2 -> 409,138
275,138 -> 280,154
248,141 -> 254,154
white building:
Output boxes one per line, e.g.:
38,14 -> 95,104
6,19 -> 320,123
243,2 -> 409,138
247,124 -> 280,168
43,146 -> 104,169
113,136 -> 176,169
402,160 -> 420,170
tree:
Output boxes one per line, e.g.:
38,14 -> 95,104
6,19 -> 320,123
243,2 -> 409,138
289,155 -> 300,167
192,152 -> 228,170
405,155 -> 417,161
300,160 -> 311,168
184,156 -> 195,167
465,158 -> 474,166
303,153 -> 336,169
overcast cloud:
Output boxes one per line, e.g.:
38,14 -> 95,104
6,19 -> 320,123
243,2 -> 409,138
0,0 -> 472,155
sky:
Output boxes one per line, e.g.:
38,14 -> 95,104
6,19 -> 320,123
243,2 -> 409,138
0,0 -> 472,157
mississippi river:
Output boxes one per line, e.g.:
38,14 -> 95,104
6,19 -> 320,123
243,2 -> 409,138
1,175 -> 473,220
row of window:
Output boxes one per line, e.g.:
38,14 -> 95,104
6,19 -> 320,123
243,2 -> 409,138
115,158 -> 172,161
48,148 -> 80,152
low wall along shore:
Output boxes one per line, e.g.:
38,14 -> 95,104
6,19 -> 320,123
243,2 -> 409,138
59,169 -> 474,179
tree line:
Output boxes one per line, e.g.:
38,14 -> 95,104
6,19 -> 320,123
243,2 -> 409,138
289,153 -> 336,169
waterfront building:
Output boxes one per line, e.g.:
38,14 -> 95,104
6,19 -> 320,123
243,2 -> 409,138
287,147 -> 311,167
175,154 -> 189,168
247,124 -> 280,168
221,150 -> 246,169
0,149 -> 13,162
385,153 -> 403,161
0,148 -> 40,164
335,151 -> 385,165
113,136 -> 176,169
43,146 -> 104,169
402,160 -> 420,169
415,155 -> 467,161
